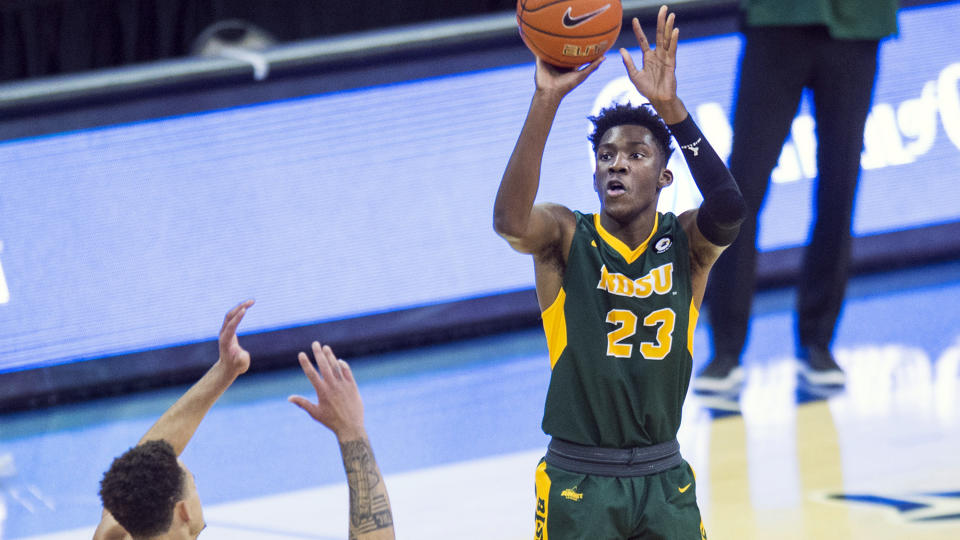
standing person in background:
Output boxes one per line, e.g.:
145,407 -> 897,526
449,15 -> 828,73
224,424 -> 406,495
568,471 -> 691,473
94,300 -> 394,540
695,0 -> 899,393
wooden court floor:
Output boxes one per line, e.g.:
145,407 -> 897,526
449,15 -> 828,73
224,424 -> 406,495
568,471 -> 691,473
1,261 -> 959,539
695,368 -> 960,540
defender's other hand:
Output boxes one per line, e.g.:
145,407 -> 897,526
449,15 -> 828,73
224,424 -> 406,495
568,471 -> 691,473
288,342 -> 365,441
219,299 -> 254,376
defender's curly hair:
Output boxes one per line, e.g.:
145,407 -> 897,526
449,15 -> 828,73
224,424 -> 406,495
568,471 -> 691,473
588,103 -> 675,164
99,439 -> 185,538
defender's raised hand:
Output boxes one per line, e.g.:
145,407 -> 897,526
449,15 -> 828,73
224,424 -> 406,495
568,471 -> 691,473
288,342 -> 365,441
130,300 -> 255,454
619,6 -> 686,123
219,299 -> 254,376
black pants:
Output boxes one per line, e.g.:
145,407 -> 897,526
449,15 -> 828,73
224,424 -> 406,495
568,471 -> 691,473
705,25 -> 880,364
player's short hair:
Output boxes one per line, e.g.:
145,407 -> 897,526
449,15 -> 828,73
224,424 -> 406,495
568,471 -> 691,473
588,103 -> 675,164
99,439 -> 185,538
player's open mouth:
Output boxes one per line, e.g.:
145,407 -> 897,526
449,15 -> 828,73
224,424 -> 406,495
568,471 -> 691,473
606,180 -> 626,196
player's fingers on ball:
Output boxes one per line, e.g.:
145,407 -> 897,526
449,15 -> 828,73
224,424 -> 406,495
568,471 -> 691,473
580,56 -> 604,76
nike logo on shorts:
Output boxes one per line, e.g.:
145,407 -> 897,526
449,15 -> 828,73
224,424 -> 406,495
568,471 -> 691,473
679,483 -> 692,493
561,4 -> 611,28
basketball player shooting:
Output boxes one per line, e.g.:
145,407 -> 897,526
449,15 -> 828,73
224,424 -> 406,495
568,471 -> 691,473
493,6 -> 746,539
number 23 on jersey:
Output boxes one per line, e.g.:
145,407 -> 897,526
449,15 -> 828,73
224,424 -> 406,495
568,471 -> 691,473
605,308 -> 676,360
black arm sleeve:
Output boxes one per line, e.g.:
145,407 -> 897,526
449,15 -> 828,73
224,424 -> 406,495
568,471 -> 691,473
667,114 -> 746,246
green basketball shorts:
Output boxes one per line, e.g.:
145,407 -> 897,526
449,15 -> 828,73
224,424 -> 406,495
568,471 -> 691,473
534,457 -> 706,540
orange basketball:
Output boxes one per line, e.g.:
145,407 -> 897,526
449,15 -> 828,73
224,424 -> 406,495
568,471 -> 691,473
517,0 -> 622,69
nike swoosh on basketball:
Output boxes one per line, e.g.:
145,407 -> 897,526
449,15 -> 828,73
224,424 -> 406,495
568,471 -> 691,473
562,4 -> 611,28
678,483 -> 692,493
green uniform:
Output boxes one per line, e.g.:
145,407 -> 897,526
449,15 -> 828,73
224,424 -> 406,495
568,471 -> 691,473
743,0 -> 898,40
535,457 -> 703,540
535,211 -> 705,539
541,211 -> 696,448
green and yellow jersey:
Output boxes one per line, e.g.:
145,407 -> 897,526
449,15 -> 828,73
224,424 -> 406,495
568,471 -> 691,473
541,210 -> 697,448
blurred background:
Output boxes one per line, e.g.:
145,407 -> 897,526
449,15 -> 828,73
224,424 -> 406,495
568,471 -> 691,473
1,0 -> 956,410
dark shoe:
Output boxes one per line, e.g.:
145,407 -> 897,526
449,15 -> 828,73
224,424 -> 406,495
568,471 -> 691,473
693,357 -> 744,394
797,346 -> 845,387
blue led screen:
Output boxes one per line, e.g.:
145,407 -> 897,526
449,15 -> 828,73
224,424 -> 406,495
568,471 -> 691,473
0,2 -> 958,372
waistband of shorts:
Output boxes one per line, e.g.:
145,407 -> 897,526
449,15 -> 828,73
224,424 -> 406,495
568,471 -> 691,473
545,437 -> 682,477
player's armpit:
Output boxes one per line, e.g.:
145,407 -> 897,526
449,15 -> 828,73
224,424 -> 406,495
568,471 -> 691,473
680,209 -> 725,267
496,202 -> 575,258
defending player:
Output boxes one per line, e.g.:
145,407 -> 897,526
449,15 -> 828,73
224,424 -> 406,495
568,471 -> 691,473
94,300 -> 394,540
493,6 -> 746,539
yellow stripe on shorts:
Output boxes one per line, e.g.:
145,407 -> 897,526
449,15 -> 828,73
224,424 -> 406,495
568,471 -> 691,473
534,460 -> 551,540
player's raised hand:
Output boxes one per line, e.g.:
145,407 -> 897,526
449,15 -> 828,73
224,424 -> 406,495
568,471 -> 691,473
534,56 -> 604,100
619,6 -> 679,108
219,299 -> 254,376
288,342 -> 365,441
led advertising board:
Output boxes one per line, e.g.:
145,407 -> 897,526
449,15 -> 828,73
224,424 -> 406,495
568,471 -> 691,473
0,2 -> 957,373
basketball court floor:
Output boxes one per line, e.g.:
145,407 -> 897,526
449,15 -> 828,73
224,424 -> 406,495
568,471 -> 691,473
2,260 -> 959,539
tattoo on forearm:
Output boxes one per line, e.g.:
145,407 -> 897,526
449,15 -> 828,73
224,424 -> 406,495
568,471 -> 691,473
341,438 -> 393,535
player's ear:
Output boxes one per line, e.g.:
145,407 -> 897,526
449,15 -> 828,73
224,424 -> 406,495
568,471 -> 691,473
593,172 -> 600,192
657,168 -> 674,191
176,500 -> 191,524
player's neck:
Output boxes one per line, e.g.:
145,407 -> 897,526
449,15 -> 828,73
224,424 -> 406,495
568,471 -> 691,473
599,209 -> 657,250
140,524 -> 190,540
138,532 -> 178,540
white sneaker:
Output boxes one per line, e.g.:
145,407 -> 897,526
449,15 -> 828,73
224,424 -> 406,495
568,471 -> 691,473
693,362 -> 745,394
